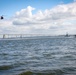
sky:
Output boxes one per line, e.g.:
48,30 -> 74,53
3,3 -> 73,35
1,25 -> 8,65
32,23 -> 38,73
0,0 -> 76,35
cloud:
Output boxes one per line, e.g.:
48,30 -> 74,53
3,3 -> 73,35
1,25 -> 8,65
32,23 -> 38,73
0,2 -> 76,35
13,2 -> 76,25
74,0 -> 76,2
13,6 -> 35,25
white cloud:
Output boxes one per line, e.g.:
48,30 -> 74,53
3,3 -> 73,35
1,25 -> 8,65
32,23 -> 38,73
15,6 -> 35,18
0,2 -> 76,35
74,0 -> 76,2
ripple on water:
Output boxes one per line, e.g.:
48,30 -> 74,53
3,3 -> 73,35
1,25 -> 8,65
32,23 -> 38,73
0,65 -> 13,70
18,69 -> 64,75
18,67 -> 76,75
0,38 -> 76,75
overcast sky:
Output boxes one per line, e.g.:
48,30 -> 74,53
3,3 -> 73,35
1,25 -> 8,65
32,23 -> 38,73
0,0 -> 76,35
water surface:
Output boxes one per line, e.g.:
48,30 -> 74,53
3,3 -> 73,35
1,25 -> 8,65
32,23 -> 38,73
0,37 -> 76,75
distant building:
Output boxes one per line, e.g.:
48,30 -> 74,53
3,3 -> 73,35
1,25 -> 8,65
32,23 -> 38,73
65,33 -> 69,37
74,35 -> 76,37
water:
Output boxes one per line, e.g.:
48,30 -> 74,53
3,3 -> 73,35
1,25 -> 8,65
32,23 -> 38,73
0,37 -> 76,75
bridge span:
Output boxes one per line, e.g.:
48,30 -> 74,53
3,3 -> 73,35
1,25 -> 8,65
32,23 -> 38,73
0,34 -> 76,39
0,34 -> 51,39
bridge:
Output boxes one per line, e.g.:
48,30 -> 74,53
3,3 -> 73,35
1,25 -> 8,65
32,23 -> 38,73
0,34 -> 52,39
0,34 -> 76,39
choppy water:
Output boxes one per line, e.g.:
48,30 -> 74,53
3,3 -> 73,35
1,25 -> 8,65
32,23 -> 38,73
0,37 -> 76,75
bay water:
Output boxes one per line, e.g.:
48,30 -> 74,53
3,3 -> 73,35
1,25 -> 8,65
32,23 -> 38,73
0,36 -> 76,75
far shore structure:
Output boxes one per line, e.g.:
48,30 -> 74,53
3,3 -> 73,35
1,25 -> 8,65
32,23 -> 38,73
0,34 -> 76,39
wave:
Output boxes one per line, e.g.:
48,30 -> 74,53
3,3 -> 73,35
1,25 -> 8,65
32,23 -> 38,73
18,67 -> 76,75
0,65 -> 13,70
18,69 -> 64,75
